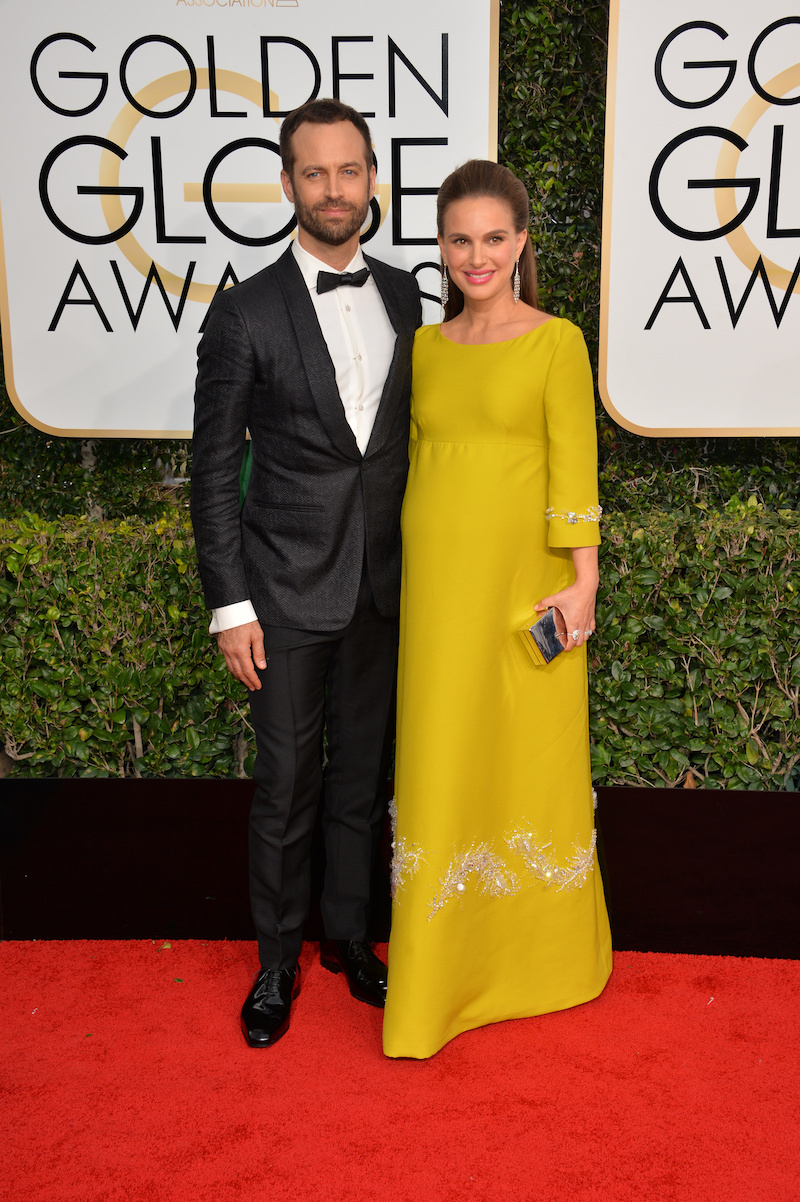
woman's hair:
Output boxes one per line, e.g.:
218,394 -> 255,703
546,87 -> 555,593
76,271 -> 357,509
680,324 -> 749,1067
436,159 -> 539,320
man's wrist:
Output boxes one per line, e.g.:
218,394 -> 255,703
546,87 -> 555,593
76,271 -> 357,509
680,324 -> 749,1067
209,600 -> 258,635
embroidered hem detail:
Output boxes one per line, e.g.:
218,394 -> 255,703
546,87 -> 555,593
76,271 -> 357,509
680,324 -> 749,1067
389,796 -> 598,919
389,797 -> 426,897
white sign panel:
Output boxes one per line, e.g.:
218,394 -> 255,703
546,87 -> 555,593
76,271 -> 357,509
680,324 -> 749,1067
0,0 -> 499,436
601,2 -> 800,435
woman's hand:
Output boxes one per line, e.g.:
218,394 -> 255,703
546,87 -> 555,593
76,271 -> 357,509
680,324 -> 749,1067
535,546 -> 599,652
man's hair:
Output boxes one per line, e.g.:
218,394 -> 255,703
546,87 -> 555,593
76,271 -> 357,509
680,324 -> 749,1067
279,98 -> 374,178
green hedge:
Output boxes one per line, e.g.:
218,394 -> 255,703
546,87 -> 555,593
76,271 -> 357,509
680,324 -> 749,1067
0,514 -> 250,779
595,504 -> 799,789
2,510 -> 798,787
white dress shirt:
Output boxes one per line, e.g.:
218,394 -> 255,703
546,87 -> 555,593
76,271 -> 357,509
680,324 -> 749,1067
209,240 -> 397,635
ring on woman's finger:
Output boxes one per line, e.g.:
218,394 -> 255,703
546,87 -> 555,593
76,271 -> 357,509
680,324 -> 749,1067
571,629 -> 580,641
584,630 -> 593,637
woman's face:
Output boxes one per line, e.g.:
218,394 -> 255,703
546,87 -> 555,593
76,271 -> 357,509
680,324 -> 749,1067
438,196 -> 527,305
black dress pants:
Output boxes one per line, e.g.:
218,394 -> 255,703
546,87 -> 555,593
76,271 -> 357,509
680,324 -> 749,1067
248,565 -> 398,969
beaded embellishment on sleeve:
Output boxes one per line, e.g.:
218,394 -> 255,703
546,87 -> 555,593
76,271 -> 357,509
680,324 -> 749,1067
545,505 -> 602,525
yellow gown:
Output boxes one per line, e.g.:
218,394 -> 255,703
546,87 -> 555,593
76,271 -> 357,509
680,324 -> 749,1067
383,318 -> 612,1059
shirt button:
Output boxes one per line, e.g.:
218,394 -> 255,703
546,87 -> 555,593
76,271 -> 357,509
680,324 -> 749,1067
357,354 -> 363,361
358,404 -> 364,411
345,305 -> 351,312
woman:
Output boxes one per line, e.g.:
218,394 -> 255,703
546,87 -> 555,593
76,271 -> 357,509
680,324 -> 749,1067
383,160 -> 612,1059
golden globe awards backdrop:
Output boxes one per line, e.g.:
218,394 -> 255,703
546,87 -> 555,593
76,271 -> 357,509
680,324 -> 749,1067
602,2 -> 800,435
0,0 -> 499,436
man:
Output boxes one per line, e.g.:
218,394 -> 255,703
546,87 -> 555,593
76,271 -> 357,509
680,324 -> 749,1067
190,99 -> 421,1048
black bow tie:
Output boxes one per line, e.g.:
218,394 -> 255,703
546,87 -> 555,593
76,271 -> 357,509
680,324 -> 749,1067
316,267 -> 370,294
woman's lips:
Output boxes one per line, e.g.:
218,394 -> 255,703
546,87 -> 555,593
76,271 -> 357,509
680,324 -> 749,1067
463,270 -> 495,284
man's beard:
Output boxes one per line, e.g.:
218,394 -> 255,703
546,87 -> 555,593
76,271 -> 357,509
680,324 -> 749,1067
293,192 -> 371,246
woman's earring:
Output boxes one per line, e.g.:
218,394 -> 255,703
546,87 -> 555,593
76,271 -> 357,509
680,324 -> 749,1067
513,259 -> 521,304
441,264 -> 449,307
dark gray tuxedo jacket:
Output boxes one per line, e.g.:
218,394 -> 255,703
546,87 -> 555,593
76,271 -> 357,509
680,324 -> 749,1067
190,247 -> 422,631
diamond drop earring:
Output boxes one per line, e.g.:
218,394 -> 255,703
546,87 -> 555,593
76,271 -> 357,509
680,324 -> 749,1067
441,263 -> 449,307
513,259 -> 521,304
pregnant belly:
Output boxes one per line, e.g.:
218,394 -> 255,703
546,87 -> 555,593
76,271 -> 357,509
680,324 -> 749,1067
400,440 -> 572,642
402,439 -> 546,547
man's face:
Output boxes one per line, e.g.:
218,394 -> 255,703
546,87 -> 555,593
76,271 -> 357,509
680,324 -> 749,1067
281,120 -> 375,247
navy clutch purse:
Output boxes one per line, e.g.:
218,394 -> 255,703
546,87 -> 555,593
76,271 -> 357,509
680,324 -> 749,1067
518,607 -> 568,666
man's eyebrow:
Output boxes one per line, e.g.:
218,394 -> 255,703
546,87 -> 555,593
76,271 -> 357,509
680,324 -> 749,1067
302,161 -> 363,171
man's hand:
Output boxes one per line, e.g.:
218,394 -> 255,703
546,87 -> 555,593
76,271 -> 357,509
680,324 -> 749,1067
216,620 -> 267,691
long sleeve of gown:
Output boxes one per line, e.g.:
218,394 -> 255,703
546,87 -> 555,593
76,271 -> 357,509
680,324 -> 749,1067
542,321 -> 601,549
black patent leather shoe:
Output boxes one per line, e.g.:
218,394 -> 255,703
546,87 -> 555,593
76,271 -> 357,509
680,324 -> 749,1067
319,940 -> 387,1008
240,965 -> 300,1048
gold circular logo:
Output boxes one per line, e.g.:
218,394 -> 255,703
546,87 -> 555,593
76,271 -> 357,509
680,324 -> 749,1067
100,70 -> 391,301
715,63 -> 800,294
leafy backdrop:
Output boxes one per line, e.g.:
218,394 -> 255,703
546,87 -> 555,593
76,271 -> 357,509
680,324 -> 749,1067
1,1 -> 798,785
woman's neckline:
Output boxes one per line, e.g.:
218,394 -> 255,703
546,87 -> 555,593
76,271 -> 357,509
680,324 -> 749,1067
435,316 -> 557,347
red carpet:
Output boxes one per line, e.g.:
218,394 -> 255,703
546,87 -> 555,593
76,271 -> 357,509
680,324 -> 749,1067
1,942 -> 798,1201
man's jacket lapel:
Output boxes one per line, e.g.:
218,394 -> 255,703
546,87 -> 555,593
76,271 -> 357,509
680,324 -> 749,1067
363,253 -> 412,460
274,248 -> 361,463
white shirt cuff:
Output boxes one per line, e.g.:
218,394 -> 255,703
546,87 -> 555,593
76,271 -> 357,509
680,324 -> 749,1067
209,600 -> 259,635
